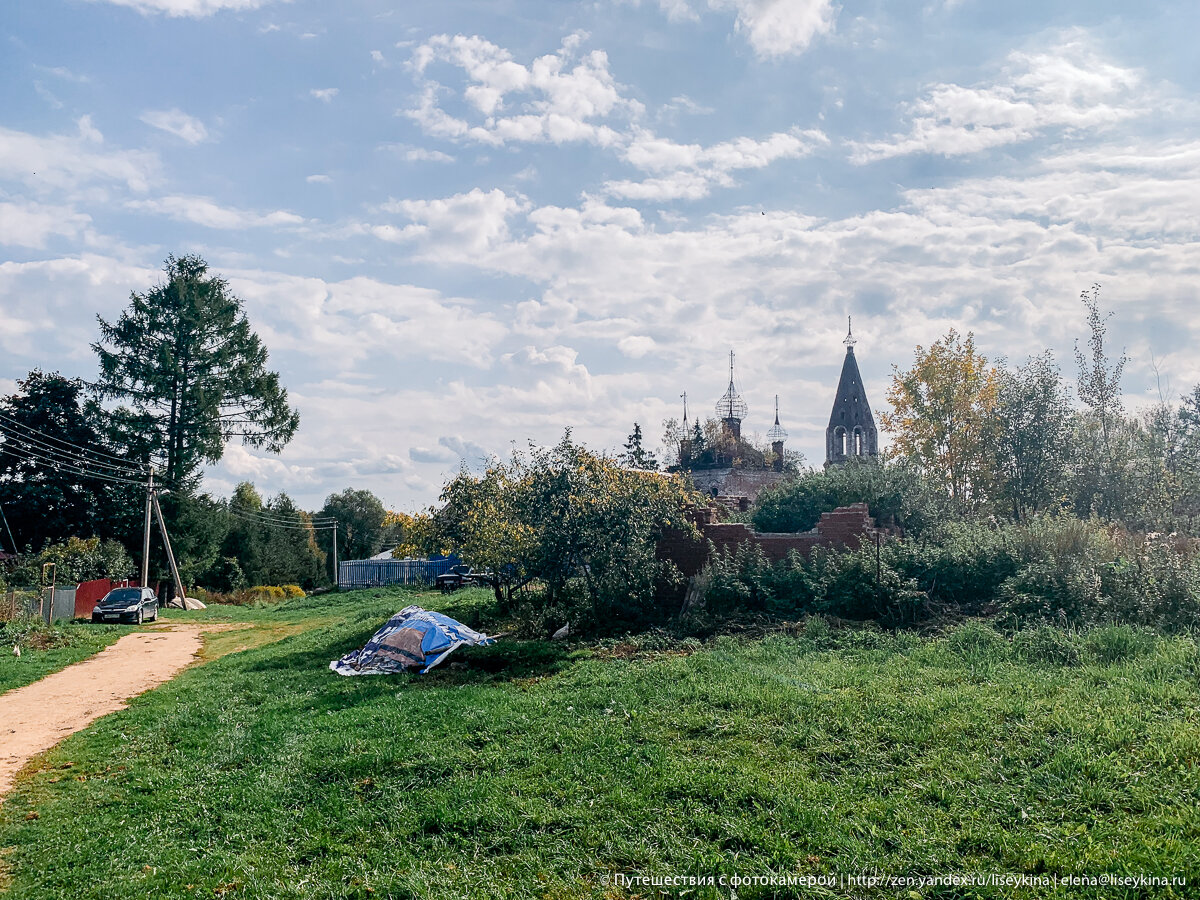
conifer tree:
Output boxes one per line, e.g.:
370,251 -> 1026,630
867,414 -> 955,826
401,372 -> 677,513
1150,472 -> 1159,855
620,422 -> 658,470
93,255 -> 299,488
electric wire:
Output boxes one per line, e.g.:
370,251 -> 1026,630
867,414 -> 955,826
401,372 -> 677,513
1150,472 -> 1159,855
0,422 -> 148,479
224,506 -> 337,531
0,411 -> 156,473
224,506 -> 336,526
0,444 -> 151,486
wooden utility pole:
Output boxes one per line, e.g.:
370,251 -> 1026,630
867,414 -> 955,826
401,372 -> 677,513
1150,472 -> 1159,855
332,523 -> 339,589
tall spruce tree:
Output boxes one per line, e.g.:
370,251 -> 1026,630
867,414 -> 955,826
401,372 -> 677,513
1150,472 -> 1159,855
92,255 -> 299,488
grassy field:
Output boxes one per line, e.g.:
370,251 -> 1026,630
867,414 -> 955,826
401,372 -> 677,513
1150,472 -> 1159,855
0,620 -> 131,695
1,588 -> 1198,899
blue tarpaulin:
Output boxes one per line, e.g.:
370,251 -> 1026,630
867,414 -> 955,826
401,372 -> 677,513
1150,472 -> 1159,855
330,605 -> 495,676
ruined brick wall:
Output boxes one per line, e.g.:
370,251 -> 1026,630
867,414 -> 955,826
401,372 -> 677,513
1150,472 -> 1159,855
658,503 -> 882,578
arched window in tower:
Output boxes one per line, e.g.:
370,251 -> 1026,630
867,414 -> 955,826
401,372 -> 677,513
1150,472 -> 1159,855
854,428 -> 864,455
837,427 -> 847,456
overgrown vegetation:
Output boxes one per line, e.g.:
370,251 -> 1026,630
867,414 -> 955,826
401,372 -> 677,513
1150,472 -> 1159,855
697,516 -> 1200,633
409,433 -> 701,634
0,589 -> 1196,899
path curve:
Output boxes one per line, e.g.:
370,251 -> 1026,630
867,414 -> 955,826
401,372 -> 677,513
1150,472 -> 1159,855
0,623 -> 213,800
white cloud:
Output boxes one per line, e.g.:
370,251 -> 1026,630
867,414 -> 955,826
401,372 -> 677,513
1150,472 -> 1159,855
607,128 -> 827,199
125,194 -> 305,229
403,147 -> 455,163
0,201 -> 92,248
226,269 -> 510,370
405,33 -> 640,148
306,174 -> 332,183
35,65 -> 92,84
140,108 -> 209,144
710,0 -> 837,57
625,0 -> 836,56
0,121 -> 158,192
372,188 -> 527,255
618,335 -> 656,357
852,33 -> 1146,163
84,0 -> 276,16
309,88 -> 339,103
409,444 -> 459,464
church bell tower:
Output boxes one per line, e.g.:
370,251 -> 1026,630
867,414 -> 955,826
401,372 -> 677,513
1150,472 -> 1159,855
826,318 -> 878,465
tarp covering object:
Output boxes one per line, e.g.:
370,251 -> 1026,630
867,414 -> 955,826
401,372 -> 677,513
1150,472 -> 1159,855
330,605 -> 495,676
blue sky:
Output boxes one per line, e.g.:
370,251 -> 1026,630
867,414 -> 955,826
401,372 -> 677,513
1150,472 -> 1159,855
2,0 -> 1198,512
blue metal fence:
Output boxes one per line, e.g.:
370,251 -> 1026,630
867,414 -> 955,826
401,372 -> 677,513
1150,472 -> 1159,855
338,558 -> 461,589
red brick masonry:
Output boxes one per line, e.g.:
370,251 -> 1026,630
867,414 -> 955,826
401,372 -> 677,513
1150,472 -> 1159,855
658,503 -> 884,578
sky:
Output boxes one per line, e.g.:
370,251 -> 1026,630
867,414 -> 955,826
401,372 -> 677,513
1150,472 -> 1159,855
1,0 -> 1198,513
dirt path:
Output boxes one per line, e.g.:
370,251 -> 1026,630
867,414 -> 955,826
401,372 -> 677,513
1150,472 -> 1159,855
0,623 -> 217,800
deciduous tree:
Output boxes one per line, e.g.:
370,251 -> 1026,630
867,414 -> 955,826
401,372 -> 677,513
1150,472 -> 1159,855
881,329 -> 997,507
990,353 -> 1072,520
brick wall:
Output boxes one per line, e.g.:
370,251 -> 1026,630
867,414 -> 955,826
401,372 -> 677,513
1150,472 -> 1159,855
658,503 -> 882,578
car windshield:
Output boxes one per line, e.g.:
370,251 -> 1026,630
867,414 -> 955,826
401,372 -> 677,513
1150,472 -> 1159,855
101,588 -> 142,605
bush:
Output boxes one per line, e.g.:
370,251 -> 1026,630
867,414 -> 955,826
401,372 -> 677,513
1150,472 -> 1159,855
280,584 -> 306,599
248,585 -> 285,600
752,457 -> 948,536
695,543 -> 926,627
943,621 -> 1009,665
202,556 -> 247,593
1083,625 -> 1157,665
8,537 -> 134,588
1011,625 -> 1083,667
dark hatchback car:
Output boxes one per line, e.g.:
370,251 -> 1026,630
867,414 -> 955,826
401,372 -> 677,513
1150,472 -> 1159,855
436,564 -> 483,593
91,587 -> 159,625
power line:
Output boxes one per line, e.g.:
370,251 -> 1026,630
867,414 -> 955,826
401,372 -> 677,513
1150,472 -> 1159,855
224,504 -> 336,525
0,422 -> 147,479
224,506 -> 337,531
0,444 -> 150,487
0,411 -> 154,473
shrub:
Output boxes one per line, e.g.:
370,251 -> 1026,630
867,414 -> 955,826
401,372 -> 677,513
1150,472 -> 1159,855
280,584 -> 306,599
9,537 -> 134,588
943,621 -> 1009,665
1011,625 -> 1082,667
202,556 -> 246,593
752,456 -> 948,536
1084,625 -> 1156,665
695,543 -> 926,627
248,585 -> 285,600
813,546 -> 927,624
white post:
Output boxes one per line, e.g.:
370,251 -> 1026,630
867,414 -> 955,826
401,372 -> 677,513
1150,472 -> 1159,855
141,466 -> 154,588
151,491 -> 187,607
332,523 -> 339,589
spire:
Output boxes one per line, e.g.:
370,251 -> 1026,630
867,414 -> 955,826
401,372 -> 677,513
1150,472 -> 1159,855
767,394 -> 788,443
714,349 -> 747,422
681,391 -> 689,426
826,319 -> 877,465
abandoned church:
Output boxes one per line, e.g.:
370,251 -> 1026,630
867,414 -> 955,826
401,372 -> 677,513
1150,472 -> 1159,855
672,319 -> 879,508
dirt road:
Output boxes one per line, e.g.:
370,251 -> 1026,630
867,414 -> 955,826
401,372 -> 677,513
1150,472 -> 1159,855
0,624 -> 210,800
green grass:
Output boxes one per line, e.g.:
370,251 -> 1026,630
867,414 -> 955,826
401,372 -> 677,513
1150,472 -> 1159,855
0,620 -> 131,695
1,592 -> 1198,899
